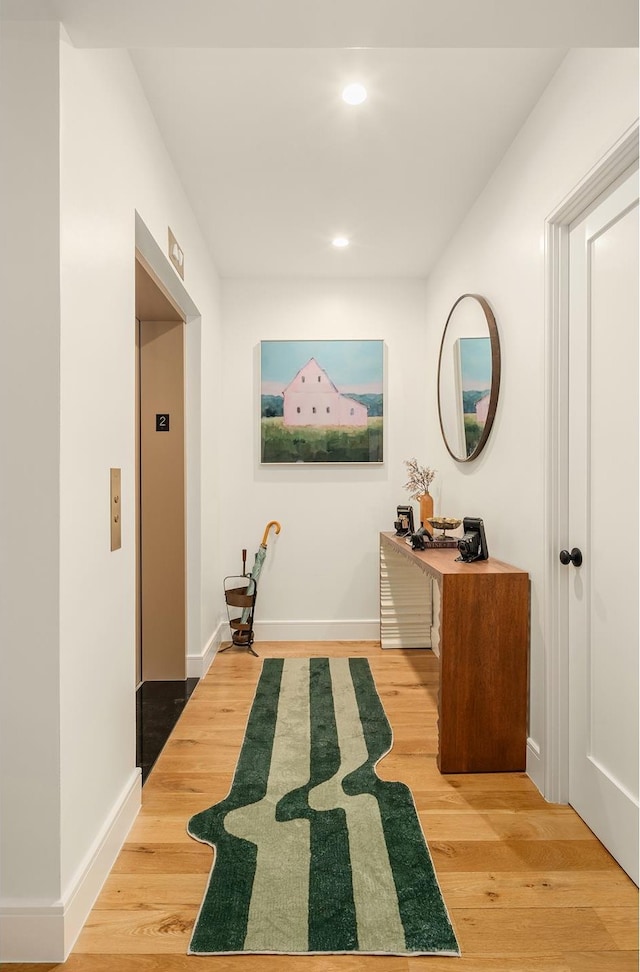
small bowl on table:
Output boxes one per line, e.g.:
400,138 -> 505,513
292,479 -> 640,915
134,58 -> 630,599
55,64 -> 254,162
427,517 -> 462,538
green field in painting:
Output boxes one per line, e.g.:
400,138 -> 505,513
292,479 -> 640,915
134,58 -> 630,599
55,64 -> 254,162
463,414 -> 482,455
261,417 -> 383,463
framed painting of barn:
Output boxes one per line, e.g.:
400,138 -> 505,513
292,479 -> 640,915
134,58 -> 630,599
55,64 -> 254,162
260,340 -> 384,464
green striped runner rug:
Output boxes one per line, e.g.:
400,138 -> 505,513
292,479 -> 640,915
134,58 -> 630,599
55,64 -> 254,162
187,657 -> 460,956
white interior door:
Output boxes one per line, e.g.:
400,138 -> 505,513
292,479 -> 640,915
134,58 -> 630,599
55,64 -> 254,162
567,167 -> 639,884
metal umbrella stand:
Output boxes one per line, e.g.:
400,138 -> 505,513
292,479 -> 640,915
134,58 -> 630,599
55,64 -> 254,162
220,520 -> 281,657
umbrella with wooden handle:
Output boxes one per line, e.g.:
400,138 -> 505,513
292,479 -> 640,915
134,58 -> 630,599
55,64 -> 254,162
241,520 -> 281,624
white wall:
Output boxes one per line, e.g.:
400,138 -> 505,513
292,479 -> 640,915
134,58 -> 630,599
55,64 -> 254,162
58,32 -> 224,906
0,27 -> 224,961
0,20 -> 63,910
220,279 -> 432,638
419,47 -> 638,790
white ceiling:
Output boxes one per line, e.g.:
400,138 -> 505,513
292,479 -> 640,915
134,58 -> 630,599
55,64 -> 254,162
131,47 -> 567,277
4,1 -> 638,277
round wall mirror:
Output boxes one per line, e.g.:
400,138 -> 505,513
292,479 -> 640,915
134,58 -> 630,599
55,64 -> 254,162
437,294 -> 501,462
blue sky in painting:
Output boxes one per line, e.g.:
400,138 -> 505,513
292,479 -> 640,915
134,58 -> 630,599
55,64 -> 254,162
261,340 -> 383,395
457,337 -> 492,391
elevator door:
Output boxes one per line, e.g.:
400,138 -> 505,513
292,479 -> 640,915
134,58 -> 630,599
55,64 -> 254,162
135,259 -> 186,683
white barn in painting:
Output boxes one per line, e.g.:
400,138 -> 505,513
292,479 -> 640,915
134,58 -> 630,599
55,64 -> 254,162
282,358 -> 368,427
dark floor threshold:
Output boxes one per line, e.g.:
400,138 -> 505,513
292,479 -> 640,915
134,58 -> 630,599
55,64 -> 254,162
136,677 -> 199,785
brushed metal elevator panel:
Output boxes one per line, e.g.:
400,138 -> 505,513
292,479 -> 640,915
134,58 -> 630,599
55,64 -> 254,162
110,467 -> 121,551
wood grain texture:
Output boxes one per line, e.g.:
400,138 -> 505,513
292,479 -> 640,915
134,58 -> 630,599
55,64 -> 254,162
380,533 -> 530,772
3,641 -> 636,972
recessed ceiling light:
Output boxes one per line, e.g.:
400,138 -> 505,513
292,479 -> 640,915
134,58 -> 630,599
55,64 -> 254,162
332,236 -> 350,248
342,83 -> 367,106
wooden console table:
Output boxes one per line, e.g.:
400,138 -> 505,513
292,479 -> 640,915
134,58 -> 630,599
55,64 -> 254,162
380,532 -> 529,773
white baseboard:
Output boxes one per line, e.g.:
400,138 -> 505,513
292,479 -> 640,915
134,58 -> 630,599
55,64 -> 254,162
0,904 -> 66,964
0,768 -> 141,963
189,619 -> 379,671
526,736 -> 544,795
187,622 -> 224,678
252,619 -> 380,642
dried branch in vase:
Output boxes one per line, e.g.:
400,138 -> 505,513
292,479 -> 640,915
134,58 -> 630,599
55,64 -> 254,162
403,458 -> 436,499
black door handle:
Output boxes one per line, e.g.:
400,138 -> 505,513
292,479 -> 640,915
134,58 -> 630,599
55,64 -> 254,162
559,547 -> 583,567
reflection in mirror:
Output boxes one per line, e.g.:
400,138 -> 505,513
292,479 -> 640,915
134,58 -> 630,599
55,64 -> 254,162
437,294 -> 500,462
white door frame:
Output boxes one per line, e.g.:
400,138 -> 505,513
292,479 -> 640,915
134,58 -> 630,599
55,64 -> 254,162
135,212 -> 204,676
543,122 -> 639,804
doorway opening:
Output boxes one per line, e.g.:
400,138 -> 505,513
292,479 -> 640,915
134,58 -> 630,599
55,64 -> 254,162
135,256 -> 196,782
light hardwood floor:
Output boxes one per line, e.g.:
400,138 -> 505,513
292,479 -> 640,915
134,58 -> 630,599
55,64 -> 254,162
8,641 -> 638,971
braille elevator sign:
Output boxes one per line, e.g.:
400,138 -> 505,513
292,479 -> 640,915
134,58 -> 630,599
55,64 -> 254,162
156,414 -> 170,432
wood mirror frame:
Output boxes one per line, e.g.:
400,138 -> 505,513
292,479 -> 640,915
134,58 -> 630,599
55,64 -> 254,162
437,293 -> 501,463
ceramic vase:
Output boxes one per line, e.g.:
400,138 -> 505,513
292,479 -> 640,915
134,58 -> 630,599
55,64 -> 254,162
419,492 -> 434,528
